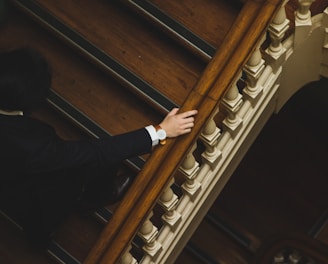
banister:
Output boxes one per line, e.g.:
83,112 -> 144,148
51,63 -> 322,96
84,1 -> 284,263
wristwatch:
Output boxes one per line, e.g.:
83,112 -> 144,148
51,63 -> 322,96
155,125 -> 167,145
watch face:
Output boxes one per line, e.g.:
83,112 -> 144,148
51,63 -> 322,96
157,129 -> 166,140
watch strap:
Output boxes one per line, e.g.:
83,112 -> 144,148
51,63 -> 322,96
155,125 -> 167,145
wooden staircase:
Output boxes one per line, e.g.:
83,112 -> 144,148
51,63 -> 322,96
1,0 -> 328,263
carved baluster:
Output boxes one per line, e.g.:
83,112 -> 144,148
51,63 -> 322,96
200,107 -> 222,168
243,35 -> 266,105
296,0 -> 314,23
265,1 -> 289,72
159,178 -> 181,230
119,245 -> 137,264
137,211 -> 162,259
180,143 -> 201,200
294,0 -> 315,46
221,74 -> 243,138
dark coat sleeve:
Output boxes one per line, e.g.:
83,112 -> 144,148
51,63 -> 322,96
25,128 -> 152,173
0,115 -> 152,175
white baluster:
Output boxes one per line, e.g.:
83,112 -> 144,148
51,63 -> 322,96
159,178 -> 181,230
179,143 -> 201,199
119,245 -> 138,264
243,35 -> 266,105
200,107 -> 222,168
265,2 -> 289,72
221,74 -> 243,138
137,211 -> 162,258
294,0 -> 315,46
296,0 -> 314,23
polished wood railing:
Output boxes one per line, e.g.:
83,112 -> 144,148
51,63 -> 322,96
84,1 -> 284,263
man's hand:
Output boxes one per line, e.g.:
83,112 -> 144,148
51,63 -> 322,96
159,108 -> 198,138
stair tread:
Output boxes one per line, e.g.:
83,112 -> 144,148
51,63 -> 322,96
52,211 -> 102,262
0,214 -> 52,264
146,0 -> 242,49
27,0 -> 206,106
1,7 -> 163,136
29,104 -> 88,141
119,0 -> 243,59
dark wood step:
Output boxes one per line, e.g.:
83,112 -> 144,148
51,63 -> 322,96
119,0 -> 243,61
1,5 -> 163,136
11,0 -> 206,111
0,212 -> 52,264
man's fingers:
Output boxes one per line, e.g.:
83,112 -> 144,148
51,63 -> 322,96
182,128 -> 192,134
178,116 -> 195,126
177,117 -> 195,135
168,108 -> 180,116
171,109 -> 198,118
179,110 -> 198,119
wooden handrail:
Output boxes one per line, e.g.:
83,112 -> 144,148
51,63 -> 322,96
84,1 -> 284,263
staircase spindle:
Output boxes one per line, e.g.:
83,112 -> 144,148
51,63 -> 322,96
119,246 -> 137,264
180,143 -> 201,199
138,211 -> 162,259
296,0 -> 314,23
159,179 -> 181,229
200,108 -> 222,168
265,2 -> 290,72
222,75 -> 243,137
243,38 -> 266,105
294,0 -> 315,46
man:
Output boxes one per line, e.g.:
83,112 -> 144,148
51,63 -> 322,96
0,47 -> 197,246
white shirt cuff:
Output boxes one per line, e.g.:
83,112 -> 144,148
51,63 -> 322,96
145,125 -> 159,146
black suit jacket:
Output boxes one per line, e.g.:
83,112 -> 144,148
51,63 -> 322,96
0,114 -> 152,178
0,113 -> 152,243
